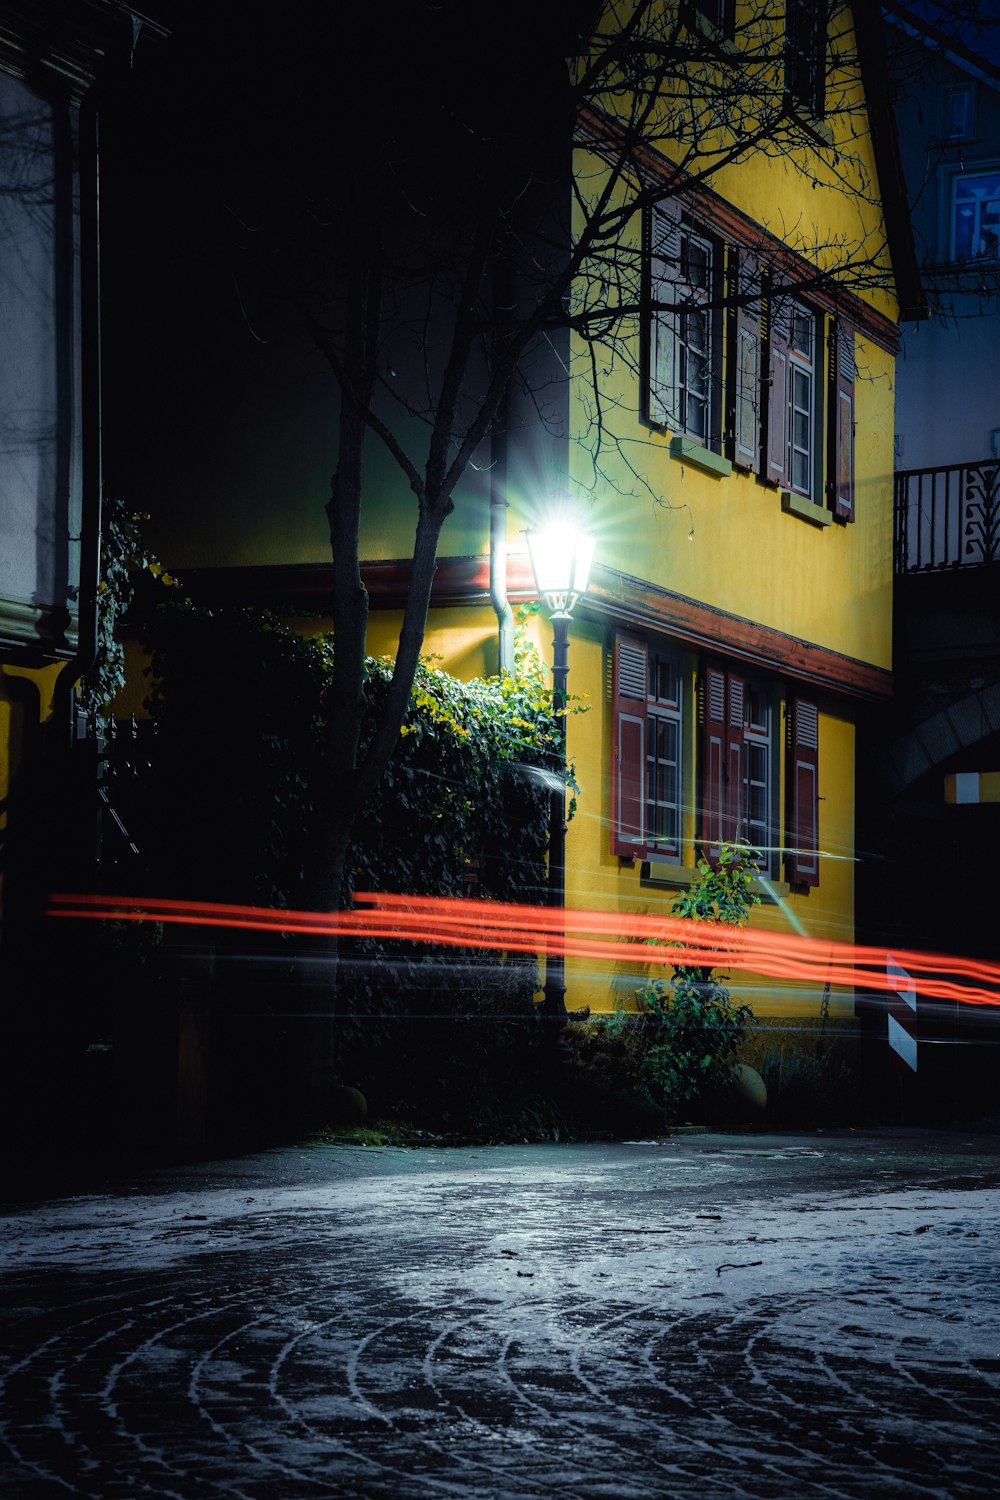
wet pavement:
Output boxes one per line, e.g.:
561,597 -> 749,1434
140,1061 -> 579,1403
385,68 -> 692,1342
3,1129 -> 1000,1499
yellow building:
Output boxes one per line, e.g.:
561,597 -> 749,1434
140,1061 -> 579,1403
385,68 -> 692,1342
353,1 -> 926,1030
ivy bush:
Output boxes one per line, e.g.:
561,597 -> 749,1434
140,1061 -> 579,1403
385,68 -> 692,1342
114,597 -> 580,1133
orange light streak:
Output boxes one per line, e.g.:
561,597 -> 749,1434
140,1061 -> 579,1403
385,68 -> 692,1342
46,891 -> 1000,1009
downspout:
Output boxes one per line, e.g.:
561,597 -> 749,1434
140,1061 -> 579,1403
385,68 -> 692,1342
490,250 -> 514,676
52,77 -> 102,738
490,386 -> 514,676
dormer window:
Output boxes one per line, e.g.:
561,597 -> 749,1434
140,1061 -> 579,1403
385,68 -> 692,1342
785,0 -> 827,119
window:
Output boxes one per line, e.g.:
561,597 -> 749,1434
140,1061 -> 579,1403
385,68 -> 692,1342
612,639 -> 820,887
785,0 -> 827,118
611,635 -> 683,860
647,204 -> 721,447
952,172 -> 1000,263
787,304 -> 816,498
693,0 -> 735,40
767,296 -> 819,501
0,68 -> 82,651
942,84 -> 975,142
646,212 -> 856,518
744,682 -> 772,857
701,665 -> 775,869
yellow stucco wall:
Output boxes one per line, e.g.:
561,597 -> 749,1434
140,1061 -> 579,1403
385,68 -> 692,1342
564,618 -> 857,1020
366,599 -> 859,1022
551,2 -> 898,667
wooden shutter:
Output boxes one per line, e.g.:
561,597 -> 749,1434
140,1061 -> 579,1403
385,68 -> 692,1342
827,320 -> 855,521
725,672 -> 746,843
700,665 -> 728,859
611,635 -> 648,856
648,200 -> 680,427
701,666 -> 749,860
787,697 -> 819,886
766,291 -> 791,485
727,248 -> 762,472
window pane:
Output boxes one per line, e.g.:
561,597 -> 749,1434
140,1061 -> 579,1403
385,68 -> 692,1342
647,710 -> 681,854
790,308 -> 813,356
954,173 -> 1000,262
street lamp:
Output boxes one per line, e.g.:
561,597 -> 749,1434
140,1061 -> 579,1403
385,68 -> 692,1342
524,516 -> 595,1069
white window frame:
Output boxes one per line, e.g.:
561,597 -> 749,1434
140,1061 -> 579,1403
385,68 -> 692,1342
742,682 -> 773,867
786,302 -> 817,501
941,82 -> 975,142
646,651 -> 684,860
951,167 -> 1000,265
675,228 -> 715,444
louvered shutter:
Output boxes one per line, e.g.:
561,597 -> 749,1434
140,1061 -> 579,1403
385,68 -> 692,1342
648,200 -> 680,427
828,321 -> 855,522
725,672 -> 746,843
700,664 -> 727,859
727,249 -> 762,472
766,292 -> 791,485
787,697 -> 819,887
611,635 -> 648,856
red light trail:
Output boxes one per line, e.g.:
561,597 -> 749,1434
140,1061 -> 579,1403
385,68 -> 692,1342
46,890 -> 1000,1009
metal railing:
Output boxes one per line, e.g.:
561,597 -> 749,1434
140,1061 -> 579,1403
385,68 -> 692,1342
894,459 -> 1000,573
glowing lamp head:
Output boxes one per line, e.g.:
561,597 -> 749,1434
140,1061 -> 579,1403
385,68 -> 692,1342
524,517 -> 595,618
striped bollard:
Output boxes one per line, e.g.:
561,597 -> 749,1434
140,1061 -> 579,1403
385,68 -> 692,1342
886,955 -> 917,1072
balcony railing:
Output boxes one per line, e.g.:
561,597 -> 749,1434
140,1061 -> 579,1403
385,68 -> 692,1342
894,459 -> 1000,573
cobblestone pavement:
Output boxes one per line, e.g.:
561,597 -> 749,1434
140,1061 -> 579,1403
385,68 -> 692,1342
3,1130 -> 1000,1499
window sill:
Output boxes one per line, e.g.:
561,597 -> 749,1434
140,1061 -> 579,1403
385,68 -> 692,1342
670,437 -> 733,479
685,9 -> 740,54
640,861 -> 697,889
640,861 -> 790,905
781,490 -> 832,527
785,97 -> 835,146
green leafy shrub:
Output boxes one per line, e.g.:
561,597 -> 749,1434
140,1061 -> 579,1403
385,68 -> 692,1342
600,843 -> 761,1124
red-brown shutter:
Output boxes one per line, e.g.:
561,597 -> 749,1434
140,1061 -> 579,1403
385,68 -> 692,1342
787,697 -> 819,886
611,635 -> 648,856
700,664 -> 727,859
727,249 -> 762,472
725,672 -> 746,843
827,320 -> 855,521
766,291 -> 791,485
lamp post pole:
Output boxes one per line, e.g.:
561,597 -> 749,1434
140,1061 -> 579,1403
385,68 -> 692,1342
543,612 -> 571,1052
523,514 -> 594,1078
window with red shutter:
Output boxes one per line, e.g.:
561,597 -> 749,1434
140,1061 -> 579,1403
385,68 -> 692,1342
701,667 -> 775,870
700,664 -> 728,860
787,697 -> 820,887
611,635 -> 648,856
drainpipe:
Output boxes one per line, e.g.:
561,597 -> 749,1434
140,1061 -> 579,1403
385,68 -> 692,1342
490,385 -> 514,676
52,77 -> 102,740
490,246 -> 514,676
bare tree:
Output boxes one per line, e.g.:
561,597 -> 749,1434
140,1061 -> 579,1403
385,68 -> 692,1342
119,0 -> 908,922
